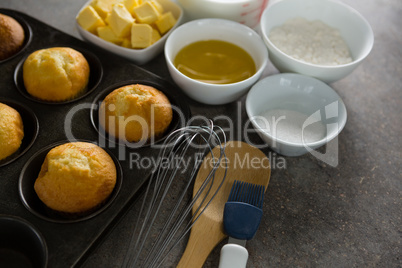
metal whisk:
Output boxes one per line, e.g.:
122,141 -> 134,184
122,121 -> 227,268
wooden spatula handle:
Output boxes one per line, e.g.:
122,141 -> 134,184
177,215 -> 226,268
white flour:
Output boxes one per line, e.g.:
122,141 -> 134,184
269,17 -> 352,66
257,109 -> 326,144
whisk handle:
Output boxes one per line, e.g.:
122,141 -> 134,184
218,244 -> 248,268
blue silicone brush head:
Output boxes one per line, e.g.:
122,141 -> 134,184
223,180 -> 265,240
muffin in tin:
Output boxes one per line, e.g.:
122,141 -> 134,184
0,13 -> 25,61
99,84 -> 173,143
0,102 -> 24,161
22,47 -> 90,102
33,142 -> 117,216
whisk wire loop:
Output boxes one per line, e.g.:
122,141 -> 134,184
123,120 -> 227,268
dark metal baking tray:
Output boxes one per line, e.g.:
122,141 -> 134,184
0,8 -> 191,267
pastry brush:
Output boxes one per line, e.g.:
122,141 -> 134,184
218,180 -> 265,268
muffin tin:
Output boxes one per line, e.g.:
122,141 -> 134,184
0,215 -> 48,268
0,8 -> 190,267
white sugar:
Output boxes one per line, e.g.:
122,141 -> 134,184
256,109 -> 326,144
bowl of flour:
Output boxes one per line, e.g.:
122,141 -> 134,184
260,0 -> 374,83
246,73 -> 347,157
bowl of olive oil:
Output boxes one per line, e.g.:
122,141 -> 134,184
165,18 -> 268,105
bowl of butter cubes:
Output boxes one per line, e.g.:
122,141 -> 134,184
76,0 -> 183,64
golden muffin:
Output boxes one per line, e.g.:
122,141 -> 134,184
0,103 -> 24,161
99,84 -> 173,142
0,13 -> 25,61
34,142 -> 116,215
23,47 -> 90,102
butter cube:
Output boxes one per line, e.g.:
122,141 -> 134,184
155,11 -> 176,34
109,4 -> 135,38
90,0 -> 98,9
104,12 -> 112,24
124,0 -> 141,13
143,0 -> 164,14
92,0 -> 115,19
77,5 -> 106,34
132,2 -> 160,24
97,26 -> 124,44
151,28 -> 161,44
131,23 -> 152,48
121,38 -> 132,48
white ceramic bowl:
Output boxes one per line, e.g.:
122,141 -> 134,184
165,18 -> 268,105
260,0 -> 374,83
76,0 -> 183,65
246,73 -> 347,157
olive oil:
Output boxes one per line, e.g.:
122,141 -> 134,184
174,40 -> 256,84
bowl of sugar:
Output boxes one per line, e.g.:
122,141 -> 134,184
259,0 -> 374,83
246,73 -> 347,157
